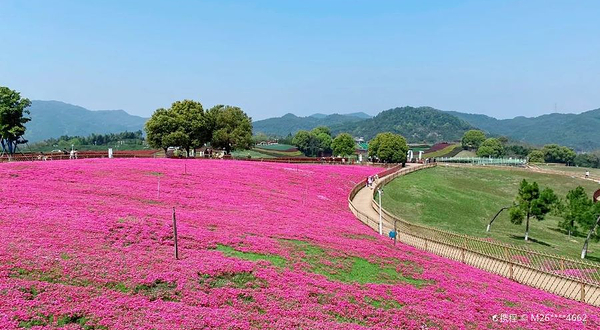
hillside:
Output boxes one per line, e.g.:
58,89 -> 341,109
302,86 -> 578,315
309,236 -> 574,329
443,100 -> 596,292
252,113 -> 365,136
332,106 -> 474,143
448,108 -> 600,151
24,100 -> 148,142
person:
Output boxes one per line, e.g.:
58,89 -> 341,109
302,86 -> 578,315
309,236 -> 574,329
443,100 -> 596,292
74,149 -> 78,159
69,149 -> 75,160
585,171 -> 590,179
366,176 -> 371,188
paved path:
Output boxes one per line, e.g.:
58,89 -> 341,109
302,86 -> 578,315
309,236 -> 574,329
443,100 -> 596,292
351,163 -> 423,234
348,162 -> 600,306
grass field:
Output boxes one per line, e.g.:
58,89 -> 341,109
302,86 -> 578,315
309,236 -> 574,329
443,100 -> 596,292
252,147 -> 304,157
231,149 -> 275,158
382,165 -> 600,261
254,143 -> 296,151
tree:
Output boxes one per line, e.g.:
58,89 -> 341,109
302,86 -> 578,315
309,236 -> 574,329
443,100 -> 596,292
580,202 -> 600,259
292,130 -> 317,156
331,133 -> 355,157
542,144 -> 576,164
528,150 -> 545,163
0,86 -> 31,155
171,100 -> 209,153
311,126 -> 331,137
461,130 -> 486,150
315,132 -> 332,155
574,152 -> 600,169
368,132 -> 408,163
311,126 -> 332,156
476,138 -> 504,158
559,186 -> 592,236
209,105 -> 253,154
145,100 -> 209,155
509,179 -> 558,241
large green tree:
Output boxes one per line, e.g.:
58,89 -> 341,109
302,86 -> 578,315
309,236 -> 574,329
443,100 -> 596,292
559,186 -> 592,236
145,100 -> 208,155
209,105 -> 253,154
331,133 -> 355,157
368,132 -> 408,163
509,179 -> 558,241
0,86 -> 31,155
461,130 -> 486,150
580,202 -> 600,259
292,130 -> 315,156
542,144 -> 576,164
476,138 -> 504,158
527,150 -> 545,163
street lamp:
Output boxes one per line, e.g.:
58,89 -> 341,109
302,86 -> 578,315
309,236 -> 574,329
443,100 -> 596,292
377,188 -> 383,235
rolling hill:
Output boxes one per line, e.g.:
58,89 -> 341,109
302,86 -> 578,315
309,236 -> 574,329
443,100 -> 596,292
24,101 -> 148,142
447,108 -> 600,151
331,106 -> 475,143
252,113 -> 366,136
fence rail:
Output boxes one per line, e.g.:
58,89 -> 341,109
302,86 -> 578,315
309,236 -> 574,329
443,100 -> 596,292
438,157 -> 527,166
348,163 -> 600,306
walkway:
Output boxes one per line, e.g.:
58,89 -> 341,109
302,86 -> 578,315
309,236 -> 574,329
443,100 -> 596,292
348,163 -> 600,306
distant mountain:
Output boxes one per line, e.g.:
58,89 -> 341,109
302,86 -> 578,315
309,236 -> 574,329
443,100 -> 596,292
345,112 -> 372,119
309,112 -> 371,120
447,108 -> 600,151
24,100 -> 148,142
253,113 -> 365,136
331,106 -> 474,143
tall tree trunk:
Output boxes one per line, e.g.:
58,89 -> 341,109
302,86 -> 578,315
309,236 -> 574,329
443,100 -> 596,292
525,213 -> 530,241
581,215 -> 600,259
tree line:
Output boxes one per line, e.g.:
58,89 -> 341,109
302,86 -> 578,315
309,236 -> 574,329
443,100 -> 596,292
33,131 -> 145,149
461,129 -> 586,165
291,127 -> 408,163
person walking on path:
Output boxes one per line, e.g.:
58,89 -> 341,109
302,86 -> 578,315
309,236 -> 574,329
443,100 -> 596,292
585,170 -> 590,179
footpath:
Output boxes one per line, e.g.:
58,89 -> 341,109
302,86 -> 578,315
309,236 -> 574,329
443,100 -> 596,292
348,162 -> 600,307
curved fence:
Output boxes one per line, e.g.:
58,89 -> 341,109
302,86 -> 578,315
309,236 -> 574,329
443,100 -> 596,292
348,163 -> 600,306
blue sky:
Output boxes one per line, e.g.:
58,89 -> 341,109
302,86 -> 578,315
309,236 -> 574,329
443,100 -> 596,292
1,0 -> 599,120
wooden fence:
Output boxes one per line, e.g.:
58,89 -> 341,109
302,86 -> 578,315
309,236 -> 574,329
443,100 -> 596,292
348,163 -> 600,306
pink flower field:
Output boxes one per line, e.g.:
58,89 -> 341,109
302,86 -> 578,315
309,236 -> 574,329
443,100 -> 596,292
0,158 -> 598,329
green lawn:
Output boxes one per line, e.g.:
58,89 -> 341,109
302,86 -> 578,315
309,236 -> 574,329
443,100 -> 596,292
255,143 -> 297,151
381,166 -> 600,262
231,149 -> 276,159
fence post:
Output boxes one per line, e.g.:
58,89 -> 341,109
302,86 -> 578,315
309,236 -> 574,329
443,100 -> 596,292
461,237 -> 466,263
172,207 -> 179,260
504,247 -> 514,280
580,282 -> 585,302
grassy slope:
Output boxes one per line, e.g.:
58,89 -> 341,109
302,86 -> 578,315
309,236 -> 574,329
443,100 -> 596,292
422,144 -> 461,158
382,165 -> 600,262
231,149 -> 276,158
453,150 -> 477,158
